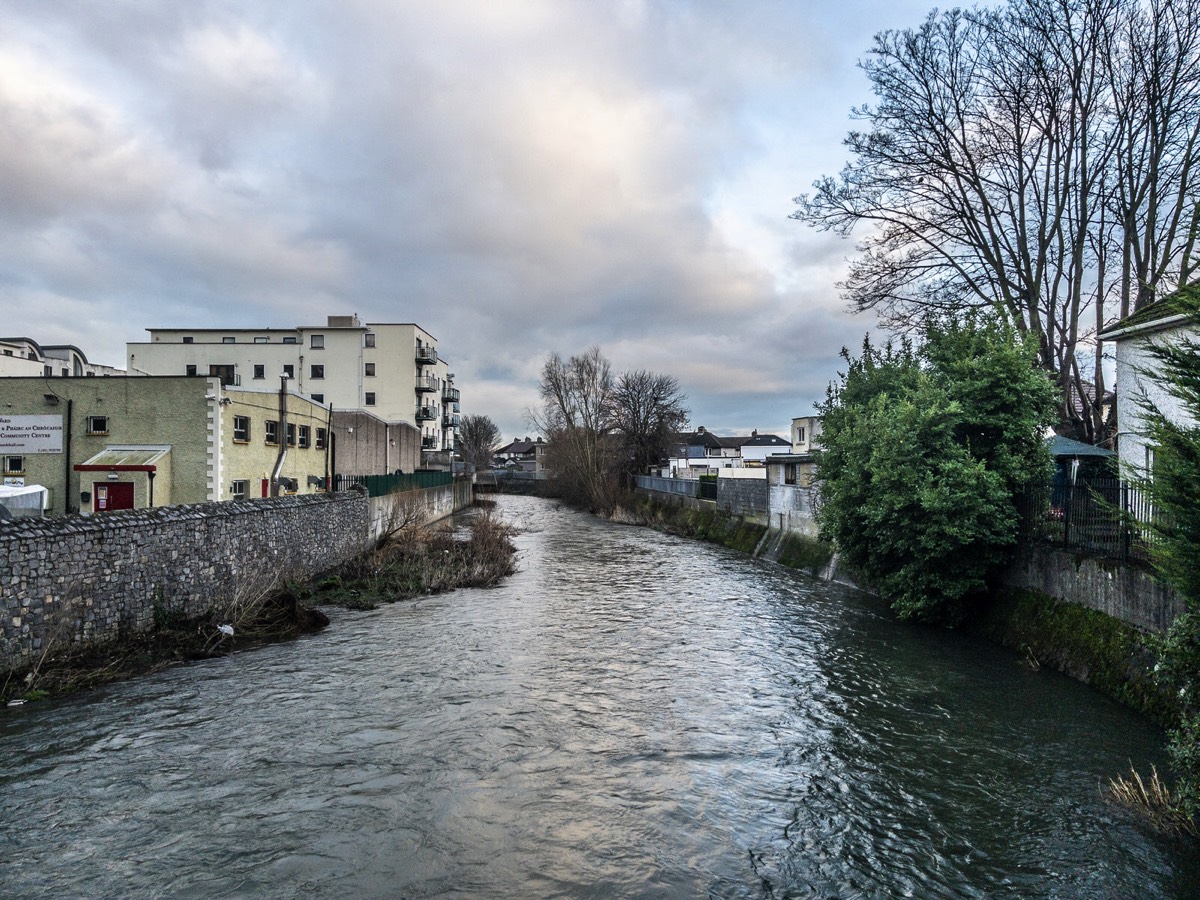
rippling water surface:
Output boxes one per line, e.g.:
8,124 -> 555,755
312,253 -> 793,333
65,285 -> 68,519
2,495 -> 1197,898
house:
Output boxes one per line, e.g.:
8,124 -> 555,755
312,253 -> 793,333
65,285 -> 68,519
1097,284 -> 1199,478
791,416 -> 823,454
0,376 -> 332,515
495,437 -> 546,474
126,314 -> 460,464
740,431 -> 792,466
0,337 -> 125,378
665,427 -> 747,476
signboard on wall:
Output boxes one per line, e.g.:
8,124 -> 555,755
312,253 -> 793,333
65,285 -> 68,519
0,415 -> 64,454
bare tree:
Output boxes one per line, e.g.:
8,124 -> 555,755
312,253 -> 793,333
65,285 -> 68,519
528,346 -> 618,510
458,414 -> 501,473
612,369 -> 689,478
793,0 -> 1200,442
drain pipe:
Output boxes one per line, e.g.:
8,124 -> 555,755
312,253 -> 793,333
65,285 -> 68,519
270,373 -> 289,496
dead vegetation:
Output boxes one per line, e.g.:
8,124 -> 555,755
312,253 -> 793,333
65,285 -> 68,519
1106,766 -> 1198,839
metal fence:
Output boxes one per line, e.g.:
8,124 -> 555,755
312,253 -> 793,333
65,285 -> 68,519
634,475 -> 699,498
1016,476 -> 1155,562
333,471 -> 453,497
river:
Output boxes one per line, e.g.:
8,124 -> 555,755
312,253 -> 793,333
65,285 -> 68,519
1,495 -> 1196,897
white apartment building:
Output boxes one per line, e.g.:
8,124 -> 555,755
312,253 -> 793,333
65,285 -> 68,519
1,337 -> 125,378
126,315 -> 460,460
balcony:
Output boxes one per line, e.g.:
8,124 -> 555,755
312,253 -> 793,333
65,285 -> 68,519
415,406 -> 437,422
416,375 -> 439,393
415,342 -> 437,365
443,413 -> 460,428
442,386 -> 460,403
421,435 -> 439,449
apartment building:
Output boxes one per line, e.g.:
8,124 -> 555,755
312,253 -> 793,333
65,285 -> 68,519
126,315 -> 460,462
0,337 -> 125,378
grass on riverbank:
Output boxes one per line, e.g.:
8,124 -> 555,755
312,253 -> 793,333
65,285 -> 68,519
312,506 -> 517,610
1,585 -> 329,704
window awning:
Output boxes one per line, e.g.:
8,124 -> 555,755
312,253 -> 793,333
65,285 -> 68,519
74,445 -> 171,472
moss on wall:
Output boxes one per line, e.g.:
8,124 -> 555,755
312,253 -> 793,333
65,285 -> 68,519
964,588 -> 1177,726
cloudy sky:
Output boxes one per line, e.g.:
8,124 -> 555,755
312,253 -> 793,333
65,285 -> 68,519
2,0 -> 939,441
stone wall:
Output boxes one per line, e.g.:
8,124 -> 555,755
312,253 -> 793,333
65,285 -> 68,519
1,478 -> 474,674
766,484 -> 819,537
1001,544 -> 1184,634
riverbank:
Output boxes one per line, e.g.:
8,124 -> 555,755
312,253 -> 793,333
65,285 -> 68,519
624,492 -> 1177,726
1,502 -> 517,705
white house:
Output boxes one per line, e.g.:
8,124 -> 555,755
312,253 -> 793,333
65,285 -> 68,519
1098,287 -> 1199,478
791,416 -> 823,454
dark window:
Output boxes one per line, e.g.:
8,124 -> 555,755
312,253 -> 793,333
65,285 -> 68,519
364,333 -> 376,348
43,365 -> 52,377
282,364 -> 294,379
265,420 -> 279,445
185,365 -> 197,377
364,362 -> 376,377
286,423 -> 296,446
86,416 -> 108,435
282,336 -> 298,344
316,428 -> 328,450
298,425 -> 311,449
311,364 -> 324,379
4,456 -> 24,474
182,336 -> 194,344
209,364 -> 236,387
310,334 -> 324,349
311,393 -> 324,404
61,368 -> 69,377
233,416 -> 250,442
365,392 -> 376,406
253,365 -> 265,380
222,336 -> 236,344
231,480 -> 249,498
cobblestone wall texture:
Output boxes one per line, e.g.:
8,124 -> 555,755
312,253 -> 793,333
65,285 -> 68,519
0,493 -> 370,672
717,478 -> 770,522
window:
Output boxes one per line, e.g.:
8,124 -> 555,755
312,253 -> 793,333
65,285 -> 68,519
209,364 -> 236,387
265,420 -> 279,445
253,364 -> 265,380
43,365 -> 52,377
311,334 -> 325,349
4,456 -> 24,475
364,333 -> 376,348
298,425 -> 311,448
253,336 -> 268,344
61,368 -> 69,377
286,423 -> 297,446
365,392 -> 376,406
222,336 -> 236,344
795,426 -> 806,444
364,362 -> 376,377
233,416 -> 250,442
311,393 -> 324,404
316,428 -> 328,450
183,336 -> 194,344
185,365 -> 197,377
282,336 -> 298,344
310,364 -> 324,379
86,416 -> 108,435
230,479 -> 249,499
282,364 -> 294,379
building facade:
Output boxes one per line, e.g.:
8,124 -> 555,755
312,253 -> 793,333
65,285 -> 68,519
126,314 -> 459,462
1,376 -> 331,515
1,337 -> 125,379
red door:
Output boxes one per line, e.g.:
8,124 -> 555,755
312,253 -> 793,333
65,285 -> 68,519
94,482 -> 135,512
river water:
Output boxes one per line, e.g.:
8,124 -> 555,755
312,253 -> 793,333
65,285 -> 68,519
1,495 -> 1196,898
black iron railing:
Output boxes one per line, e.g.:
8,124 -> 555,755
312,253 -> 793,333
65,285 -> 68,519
1016,477 -> 1155,562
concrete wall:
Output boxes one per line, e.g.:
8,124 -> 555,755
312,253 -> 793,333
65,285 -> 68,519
367,477 -> 473,543
766,483 -> 819,537
331,410 -> 421,476
717,477 -> 769,523
1001,544 -> 1184,634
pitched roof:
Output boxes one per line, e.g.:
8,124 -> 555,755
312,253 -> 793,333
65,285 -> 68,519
742,433 -> 789,447
1098,281 -> 1200,340
1048,435 -> 1115,459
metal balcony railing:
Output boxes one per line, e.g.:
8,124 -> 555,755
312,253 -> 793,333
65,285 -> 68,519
416,375 -> 439,393
415,406 -> 437,421
421,435 -> 439,449
415,343 -> 437,364
442,387 -> 460,403
443,414 -> 460,428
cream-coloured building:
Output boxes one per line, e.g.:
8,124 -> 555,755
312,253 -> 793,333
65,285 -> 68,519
126,315 -> 460,462
0,337 -> 125,378
1,376 -> 331,515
